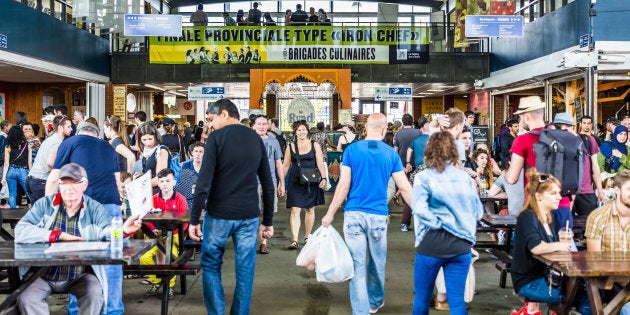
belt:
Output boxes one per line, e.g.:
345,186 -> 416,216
9,164 -> 27,169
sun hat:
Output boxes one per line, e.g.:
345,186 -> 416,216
514,96 -> 545,115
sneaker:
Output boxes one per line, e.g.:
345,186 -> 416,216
401,224 -> 409,232
369,302 -> 384,314
145,284 -> 160,296
168,287 -> 174,300
497,230 -> 507,245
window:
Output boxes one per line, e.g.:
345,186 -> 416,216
280,1 -> 303,12
305,1 -> 331,13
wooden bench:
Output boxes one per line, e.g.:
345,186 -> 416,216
123,262 -> 200,296
489,248 -> 512,289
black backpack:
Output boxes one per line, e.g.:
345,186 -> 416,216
531,129 -> 584,196
269,130 -> 287,158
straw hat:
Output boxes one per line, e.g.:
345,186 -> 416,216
514,96 -> 545,115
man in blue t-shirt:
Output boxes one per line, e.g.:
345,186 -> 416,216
44,122 -> 124,315
322,113 -> 413,315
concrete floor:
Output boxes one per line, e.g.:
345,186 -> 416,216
39,193 -> 524,314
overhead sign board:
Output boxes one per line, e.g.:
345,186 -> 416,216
124,14 -> 182,37
579,34 -> 589,49
0,34 -> 6,49
187,86 -> 225,100
374,87 -> 412,101
465,15 -> 523,38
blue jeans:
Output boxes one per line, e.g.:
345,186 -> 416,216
68,203 -> 124,315
201,214 -> 258,315
343,211 -> 388,315
6,166 -> 29,208
621,302 -> 630,315
412,252 -> 471,315
517,277 -> 561,304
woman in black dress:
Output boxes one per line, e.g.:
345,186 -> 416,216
283,121 -> 327,250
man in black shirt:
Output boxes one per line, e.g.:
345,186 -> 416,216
290,4 -> 308,25
189,99 -> 275,315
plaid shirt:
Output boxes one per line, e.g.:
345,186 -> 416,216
44,205 -> 83,281
585,202 -> 630,252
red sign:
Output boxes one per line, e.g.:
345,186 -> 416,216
183,101 -> 193,110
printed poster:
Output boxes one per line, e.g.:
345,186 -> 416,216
126,171 -> 153,219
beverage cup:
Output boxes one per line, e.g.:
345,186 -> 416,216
558,229 -> 573,243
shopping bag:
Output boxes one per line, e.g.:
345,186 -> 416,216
435,249 -> 478,303
315,226 -> 354,283
296,227 -> 325,270
0,185 -> 7,200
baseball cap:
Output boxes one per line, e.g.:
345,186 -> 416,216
162,118 -> 176,126
606,117 -> 620,124
514,96 -> 545,115
552,112 -> 574,126
58,163 -> 88,182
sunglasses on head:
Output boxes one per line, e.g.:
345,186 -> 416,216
535,174 -> 554,191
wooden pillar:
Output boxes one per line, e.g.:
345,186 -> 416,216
266,93 -> 277,118
153,93 -> 164,118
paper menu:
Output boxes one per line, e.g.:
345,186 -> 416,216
125,171 -> 153,219
44,242 -> 110,253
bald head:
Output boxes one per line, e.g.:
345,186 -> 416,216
365,113 -> 387,140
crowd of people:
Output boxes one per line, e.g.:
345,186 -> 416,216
189,3 -> 331,27
6,96 -> 630,315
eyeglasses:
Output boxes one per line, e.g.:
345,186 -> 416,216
58,180 -> 85,188
535,174 -> 554,191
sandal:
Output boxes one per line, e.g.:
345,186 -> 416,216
259,244 -> 269,254
304,237 -> 308,245
140,279 -> 152,285
289,241 -> 299,250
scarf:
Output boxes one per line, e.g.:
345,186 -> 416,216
141,146 -> 159,159
601,125 -> 628,172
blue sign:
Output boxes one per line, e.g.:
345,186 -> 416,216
0,34 -> 6,49
202,87 -> 225,94
389,88 -> 412,95
579,34 -> 590,48
124,14 -> 182,37
465,15 -> 523,38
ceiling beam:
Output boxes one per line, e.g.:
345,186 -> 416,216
169,0 -> 444,10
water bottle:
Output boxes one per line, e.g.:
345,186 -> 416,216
111,213 -> 124,257
480,175 -> 487,197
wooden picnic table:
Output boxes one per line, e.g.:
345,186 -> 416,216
476,213 -> 517,288
534,251 -> 630,315
0,239 -> 154,310
0,208 -> 28,240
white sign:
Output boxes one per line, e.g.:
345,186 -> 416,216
287,98 -> 315,124
187,86 -> 225,100
338,109 -> 352,125
374,87 -> 413,101
126,171 -> 154,219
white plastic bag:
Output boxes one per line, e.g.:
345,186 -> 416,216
0,185 -> 8,200
435,249 -> 478,303
296,227 -> 325,270
315,226 -> 354,283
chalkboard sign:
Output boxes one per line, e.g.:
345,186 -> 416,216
575,98 -> 582,120
471,125 -> 489,144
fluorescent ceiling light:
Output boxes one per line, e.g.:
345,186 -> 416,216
438,85 -> 456,88
426,89 -> 445,92
417,92 -> 433,95
163,85 -> 183,89
144,84 -> 165,91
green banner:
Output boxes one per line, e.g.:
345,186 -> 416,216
149,26 -> 430,64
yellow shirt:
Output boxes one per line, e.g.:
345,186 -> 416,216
585,203 -> 630,252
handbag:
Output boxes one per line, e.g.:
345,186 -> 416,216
294,141 -> 321,185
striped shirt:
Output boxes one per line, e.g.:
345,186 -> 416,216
44,205 -> 84,281
585,203 -> 630,252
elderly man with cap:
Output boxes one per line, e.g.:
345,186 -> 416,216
45,122 -> 124,315
553,112 -> 606,216
15,163 -> 142,315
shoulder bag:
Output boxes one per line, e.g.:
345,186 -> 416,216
294,141 -> 322,185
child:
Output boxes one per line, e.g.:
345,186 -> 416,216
119,171 -> 132,216
139,168 -> 188,299
601,175 -> 616,202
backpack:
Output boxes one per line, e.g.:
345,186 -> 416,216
157,145 -> 182,182
269,130 -> 287,157
531,129 -> 584,196
492,127 -> 510,160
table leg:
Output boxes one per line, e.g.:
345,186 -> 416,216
164,230 -> 173,265
160,276 -> 171,315
0,227 -> 14,241
0,267 -> 48,310
603,283 -> 630,315
557,277 -> 579,315
586,279 -> 604,315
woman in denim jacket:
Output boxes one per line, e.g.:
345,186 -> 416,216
411,131 -> 483,315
